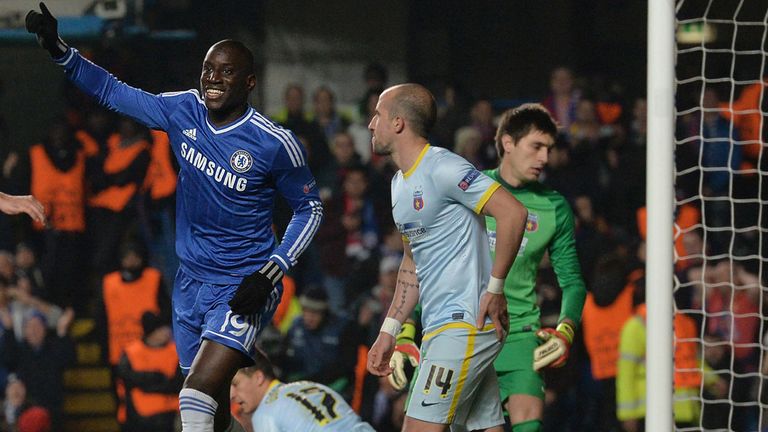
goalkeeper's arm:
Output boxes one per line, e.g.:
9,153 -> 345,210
535,197 -> 586,371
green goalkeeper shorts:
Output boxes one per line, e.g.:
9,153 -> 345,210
494,330 -> 545,402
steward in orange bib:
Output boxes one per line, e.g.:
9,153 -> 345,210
99,242 -> 170,367
87,117 -> 150,275
116,311 -> 182,432
28,118 -> 88,307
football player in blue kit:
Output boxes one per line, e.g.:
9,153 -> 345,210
26,3 -> 323,431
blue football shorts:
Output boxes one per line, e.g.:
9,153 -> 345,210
172,267 -> 281,373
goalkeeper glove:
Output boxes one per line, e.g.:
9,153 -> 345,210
228,261 -> 283,316
387,321 -> 420,391
533,321 -> 575,371
26,2 -> 68,58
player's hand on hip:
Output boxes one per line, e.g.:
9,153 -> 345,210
477,291 -> 509,341
387,322 -> 420,391
25,2 -> 68,58
367,332 -> 396,377
532,321 -> 575,371
228,261 -> 282,316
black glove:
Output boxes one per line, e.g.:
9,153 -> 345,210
25,2 -> 68,58
228,261 -> 283,315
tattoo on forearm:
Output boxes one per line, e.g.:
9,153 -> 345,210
393,278 -> 418,319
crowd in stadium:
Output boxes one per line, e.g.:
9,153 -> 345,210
0,41 -> 765,431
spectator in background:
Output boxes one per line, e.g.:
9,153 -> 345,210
453,126 -> 484,168
315,166 -> 381,313
13,243 -> 45,298
1,308 -> 75,425
27,118 -> 87,308
0,252 -> 14,287
100,241 -> 170,368
282,288 -> 360,399
580,252 -> 636,432
2,375 -> 32,431
273,84 -> 329,170
349,89 -> 381,164
359,63 -> 388,118
315,131 -> 363,202
702,260 -> 761,430
616,279 -> 704,431
542,66 -> 580,134
466,97 -> 497,168
431,82 -> 469,151
116,311 -> 182,432
3,275 -> 64,343
311,86 -> 352,144
87,117 -> 151,276
141,130 -> 179,289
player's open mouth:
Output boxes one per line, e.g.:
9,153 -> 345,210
205,89 -> 224,100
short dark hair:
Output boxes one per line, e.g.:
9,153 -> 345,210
240,350 -> 276,380
389,84 -> 437,139
494,103 -> 558,159
211,39 -> 255,75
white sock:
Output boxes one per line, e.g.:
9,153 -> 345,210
179,388 -> 218,432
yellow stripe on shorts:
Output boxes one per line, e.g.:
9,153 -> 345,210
422,322 -> 495,342
447,326 -> 476,422
420,321 -> 496,422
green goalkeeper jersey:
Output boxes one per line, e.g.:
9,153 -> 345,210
483,168 -> 586,332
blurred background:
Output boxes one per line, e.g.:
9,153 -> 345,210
0,1 -> 766,431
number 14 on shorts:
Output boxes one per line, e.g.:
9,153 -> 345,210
422,364 -> 454,398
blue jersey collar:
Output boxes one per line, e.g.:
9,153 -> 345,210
206,107 -> 255,135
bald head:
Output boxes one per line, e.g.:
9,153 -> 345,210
385,83 -> 437,138
208,39 -> 255,75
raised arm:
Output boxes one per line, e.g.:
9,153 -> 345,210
27,3 -> 174,131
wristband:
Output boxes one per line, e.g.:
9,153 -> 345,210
556,321 -> 576,344
380,317 -> 402,337
486,276 -> 505,294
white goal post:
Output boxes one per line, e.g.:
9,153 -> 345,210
649,0 -> 767,431
646,0 -> 675,430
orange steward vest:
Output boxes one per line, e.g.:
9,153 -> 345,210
103,268 -> 161,365
636,305 -> 702,389
124,340 -> 179,416
89,134 -> 149,211
29,144 -> 86,232
143,130 -> 177,200
582,269 -> 641,380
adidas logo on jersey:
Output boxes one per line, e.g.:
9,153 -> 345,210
182,128 -> 197,141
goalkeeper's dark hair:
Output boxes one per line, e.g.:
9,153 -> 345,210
494,103 -> 558,158
239,349 -> 276,380
389,84 -> 437,139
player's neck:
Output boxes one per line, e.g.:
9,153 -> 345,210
394,139 -> 429,174
208,105 -> 249,128
499,163 -> 524,188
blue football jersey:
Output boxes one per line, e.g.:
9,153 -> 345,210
56,48 -> 323,284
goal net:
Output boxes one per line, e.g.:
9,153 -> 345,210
673,1 -> 766,430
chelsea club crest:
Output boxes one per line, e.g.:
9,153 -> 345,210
230,150 -> 253,173
413,187 -> 424,211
